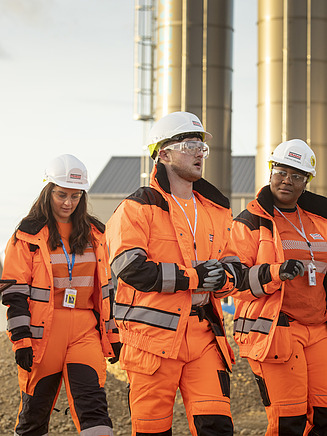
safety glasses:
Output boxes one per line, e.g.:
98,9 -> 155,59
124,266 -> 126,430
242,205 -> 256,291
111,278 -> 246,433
164,141 -> 209,159
271,168 -> 308,184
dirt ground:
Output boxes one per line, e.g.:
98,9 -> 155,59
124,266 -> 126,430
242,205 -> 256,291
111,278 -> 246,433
0,313 -> 268,435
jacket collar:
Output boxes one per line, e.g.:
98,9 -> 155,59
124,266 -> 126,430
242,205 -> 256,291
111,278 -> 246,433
257,184 -> 327,219
18,216 -> 105,236
152,161 -> 230,209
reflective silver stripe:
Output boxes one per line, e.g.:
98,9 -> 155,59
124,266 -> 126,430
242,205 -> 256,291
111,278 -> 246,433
301,259 -> 327,274
30,287 -> 50,302
161,263 -> 176,292
115,304 -> 180,331
220,256 -> 241,263
108,278 -> 114,290
235,316 -> 273,335
50,252 -> 96,264
108,319 -> 116,330
53,276 -> 94,289
80,425 -> 113,436
2,284 -> 30,297
249,265 -> 265,298
111,248 -> 147,276
102,284 -> 109,299
30,325 -> 44,339
15,433 -> 48,436
7,315 -> 30,331
282,240 -> 327,252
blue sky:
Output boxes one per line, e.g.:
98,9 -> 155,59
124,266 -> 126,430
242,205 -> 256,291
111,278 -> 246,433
0,0 -> 257,253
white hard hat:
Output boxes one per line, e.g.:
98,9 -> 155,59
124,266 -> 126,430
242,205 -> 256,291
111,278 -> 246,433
268,139 -> 316,180
147,111 -> 212,159
44,154 -> 90,190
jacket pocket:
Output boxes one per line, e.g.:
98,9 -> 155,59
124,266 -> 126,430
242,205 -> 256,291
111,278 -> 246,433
264,312 -> 292,363
120,344 -> 161,375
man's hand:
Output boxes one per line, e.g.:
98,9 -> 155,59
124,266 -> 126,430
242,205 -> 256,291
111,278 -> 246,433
194,259 -> 227,292
279,259 -> 305,281
15,347 -> 33,372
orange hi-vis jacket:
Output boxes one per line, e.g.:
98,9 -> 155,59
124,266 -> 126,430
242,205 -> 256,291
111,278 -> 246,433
2,218 -> 119,363
231,185 -> 327,363
107,162 -> 242,371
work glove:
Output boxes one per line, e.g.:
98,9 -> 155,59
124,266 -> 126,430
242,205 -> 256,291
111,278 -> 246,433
108,342 -> 122,364
194,259 -> 227,292
15,347 -> 33,372
279,259 -> 305,281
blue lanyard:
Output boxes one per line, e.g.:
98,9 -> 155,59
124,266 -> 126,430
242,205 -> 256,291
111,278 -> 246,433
60,238 -> 75,284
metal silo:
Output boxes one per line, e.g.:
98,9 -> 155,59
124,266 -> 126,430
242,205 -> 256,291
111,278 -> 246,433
155,0 -> 234,196
257,0 -> 327,195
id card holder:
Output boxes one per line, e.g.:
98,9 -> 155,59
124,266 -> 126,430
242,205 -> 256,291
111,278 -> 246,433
308,262 -> 316,287
63,288 -> 77,308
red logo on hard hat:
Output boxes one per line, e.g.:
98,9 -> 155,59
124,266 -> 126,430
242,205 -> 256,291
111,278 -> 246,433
70,173 -> 82,180
288,152 -> 302,160
192,120 -> 202,127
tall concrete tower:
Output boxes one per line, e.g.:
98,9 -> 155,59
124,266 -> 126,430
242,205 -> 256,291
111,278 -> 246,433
155,0 -> 233,196
257,0 -> 327,195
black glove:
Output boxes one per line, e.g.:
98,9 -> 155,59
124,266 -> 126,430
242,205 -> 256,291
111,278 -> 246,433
15,347 -> 33,372
279,259 -> 305,281
109,342 -> 122,364
194,259 -> 227,292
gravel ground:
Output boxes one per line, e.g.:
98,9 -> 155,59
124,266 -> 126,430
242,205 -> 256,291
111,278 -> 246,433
0,313 -> 268,435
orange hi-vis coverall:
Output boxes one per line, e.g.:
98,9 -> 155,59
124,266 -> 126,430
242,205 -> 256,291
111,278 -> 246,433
107,162 -> 243,436
2,218 -> 119,436
231,185 -> 327,435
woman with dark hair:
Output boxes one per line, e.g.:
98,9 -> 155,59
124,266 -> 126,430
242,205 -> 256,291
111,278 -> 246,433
2,154 -> 120,436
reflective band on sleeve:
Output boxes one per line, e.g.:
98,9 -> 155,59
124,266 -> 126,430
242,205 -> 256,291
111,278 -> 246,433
161,263 -> 176,293
7,315 -> 30,331
30,325 -> 44,339
108,278 -> 114,290
2,284 -> 30,297
111,248 -> 147,277
249,265 -> 266,297
115,303 -> 180,331
30,287 -> 50,302
102,284 -> 109,299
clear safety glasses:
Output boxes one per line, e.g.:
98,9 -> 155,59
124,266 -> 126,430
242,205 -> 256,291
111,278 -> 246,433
164,141 -> 210,159
52,190 -> 83,202
271,168 -> 308,184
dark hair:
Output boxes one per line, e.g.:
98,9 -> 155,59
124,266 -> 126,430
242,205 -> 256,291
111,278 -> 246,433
14,182 -> 97,255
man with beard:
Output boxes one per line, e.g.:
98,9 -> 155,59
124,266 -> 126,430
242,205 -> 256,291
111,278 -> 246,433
106,111 -> 242,436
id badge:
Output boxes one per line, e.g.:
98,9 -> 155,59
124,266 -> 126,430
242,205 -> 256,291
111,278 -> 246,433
63,288 -> 77,308
308,262 -> 316,287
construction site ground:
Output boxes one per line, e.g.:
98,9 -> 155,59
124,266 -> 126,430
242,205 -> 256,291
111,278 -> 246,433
0,313 -> 268,435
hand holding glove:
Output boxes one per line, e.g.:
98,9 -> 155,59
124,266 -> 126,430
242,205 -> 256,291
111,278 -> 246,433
15,347 -> 33,372
194,259 -> 227,292
279,259 -> 305,281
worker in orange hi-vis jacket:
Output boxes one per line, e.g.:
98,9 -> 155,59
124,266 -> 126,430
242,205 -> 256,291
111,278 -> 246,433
106,111 -> 246,436
2,154 -> 120,436
231,139 -> 327,435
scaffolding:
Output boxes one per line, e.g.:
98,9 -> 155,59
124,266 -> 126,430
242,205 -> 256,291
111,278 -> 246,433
134,0 -> 156,186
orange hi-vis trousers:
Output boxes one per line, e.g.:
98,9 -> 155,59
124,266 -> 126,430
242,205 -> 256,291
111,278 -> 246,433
16,308 -> 113,436
248,319 -> 327,436
122,314 -> 233,436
